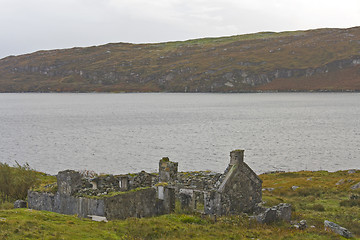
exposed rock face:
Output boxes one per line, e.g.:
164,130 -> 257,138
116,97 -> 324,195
350,182 -> 360,190
324,220 -> 353,238
4,56 -> 360,92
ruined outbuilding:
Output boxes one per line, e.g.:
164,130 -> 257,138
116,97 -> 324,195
28,149 -> 262,220
175,150 -> 262,215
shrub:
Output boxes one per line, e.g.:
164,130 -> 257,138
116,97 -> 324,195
0,201 -> 14,210
295,187 -> 323,197
340,199 -> 360,207
0,162 -> 39,202
178,215 -> 204,224
311,204 -> 325,211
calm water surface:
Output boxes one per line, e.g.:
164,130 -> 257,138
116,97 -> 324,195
0,93 -> 359,175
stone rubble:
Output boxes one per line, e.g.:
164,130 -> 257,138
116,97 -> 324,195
292,220 -> 307,230
13,200 -> 27,208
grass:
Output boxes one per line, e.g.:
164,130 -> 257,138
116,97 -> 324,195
1,166 -> 360,239
261,170 -> 360,237
0,209 -> 348,240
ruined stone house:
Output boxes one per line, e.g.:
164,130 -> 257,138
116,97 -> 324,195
28,149 -> 262,220
174,150 -> 262,215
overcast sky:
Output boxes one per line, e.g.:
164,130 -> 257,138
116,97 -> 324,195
0,0 -> 359,59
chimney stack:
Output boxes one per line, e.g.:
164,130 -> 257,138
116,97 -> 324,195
230,149 -> 244,165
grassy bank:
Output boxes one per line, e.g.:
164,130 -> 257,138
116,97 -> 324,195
0,166 -> 359,239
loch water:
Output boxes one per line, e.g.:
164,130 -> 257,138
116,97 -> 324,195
0,92 -> 359,175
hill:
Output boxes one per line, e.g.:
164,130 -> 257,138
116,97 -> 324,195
0,27 -> 360,92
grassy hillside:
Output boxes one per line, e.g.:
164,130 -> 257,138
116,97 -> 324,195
1,167 -> 359,239
0,27 -> 359,92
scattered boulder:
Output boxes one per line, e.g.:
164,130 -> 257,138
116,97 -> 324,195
291,186 -> 299,190
350,182 -> 360,190
88,215 -> 108,222
262,188 -> 275,192
324,220 -> 352,238
256,203 -> 291,224
292,220 -> 307,230
299,220 -> 307,230
348,169 -> 357,174
14,200 -> 27,208
335,179 -> 345,185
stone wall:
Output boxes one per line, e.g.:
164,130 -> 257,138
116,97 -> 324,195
104,187 -> 175,220
177,171 -> 221,191
28,191 -> 105,218
28,169 -> 175,220
28,186 -> 174,219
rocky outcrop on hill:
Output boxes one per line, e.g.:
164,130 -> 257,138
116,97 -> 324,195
1,27 -> 360,92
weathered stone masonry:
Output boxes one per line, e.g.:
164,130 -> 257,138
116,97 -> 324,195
177,150 -> 262,215
28,170 -> 174,220
28,149 -> 262,219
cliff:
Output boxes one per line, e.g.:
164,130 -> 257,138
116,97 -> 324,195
1,27 -> 360,92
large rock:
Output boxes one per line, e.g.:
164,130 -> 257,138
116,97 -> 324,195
324,220 -> 352,238
256,203 -> 292,224
14,200 -> 27,208
350,182 -> 360,190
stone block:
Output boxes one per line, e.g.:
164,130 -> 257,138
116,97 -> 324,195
57,170 -> 82,195
14,200 -> 27,208
256,203 -> 291,224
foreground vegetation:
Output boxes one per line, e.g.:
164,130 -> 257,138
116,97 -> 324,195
0,164 -> 359,239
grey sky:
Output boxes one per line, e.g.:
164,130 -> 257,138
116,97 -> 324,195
0,0 -> 359,59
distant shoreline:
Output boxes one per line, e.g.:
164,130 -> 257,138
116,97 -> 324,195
0,90 -> 359,94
